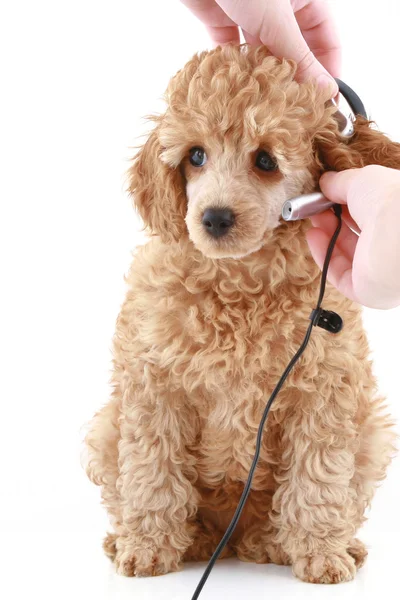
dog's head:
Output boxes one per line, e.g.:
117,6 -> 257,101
129,45 -> 399,259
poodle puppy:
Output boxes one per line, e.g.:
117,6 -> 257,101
84,45 -> 397,584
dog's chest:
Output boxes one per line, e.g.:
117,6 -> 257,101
176,288 -> 298,487
191,376 -> 282,490
176,284 -> 299,395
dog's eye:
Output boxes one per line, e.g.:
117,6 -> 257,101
189,147 -> 207,167
255,150 -> 277,172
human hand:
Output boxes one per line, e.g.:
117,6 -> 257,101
307,166 -> 400,309
180,0 -> 340,94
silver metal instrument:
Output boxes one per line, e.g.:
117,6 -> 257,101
282,192 -> 334,221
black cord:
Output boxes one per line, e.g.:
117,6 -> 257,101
335,78 -> 367,119
190,204 -> 343,600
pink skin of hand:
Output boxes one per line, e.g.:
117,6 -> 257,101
180,0 -> 341,94
308,166 -> 400,309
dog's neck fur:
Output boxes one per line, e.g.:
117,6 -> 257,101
177,219 -> 319,303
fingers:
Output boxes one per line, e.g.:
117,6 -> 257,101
341,206 -> 361,235
181,0 -> 236,26
242,29 -> 260,46
294,0 -> 341,78
180,0 -> 239,44
217,0 -> 338,91
318,167 -> 400,308
319,169 -> 361,205
256,0 -> 338,93
205,25 -> 240,45
307,210 -> 360,303
310,211 -> 359,259
320,166 -> 390,230
306,226 -> 357,303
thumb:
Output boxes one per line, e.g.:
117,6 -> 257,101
320,167 -> 383,231
319,169 -> 361,204
258,3 -> 337,94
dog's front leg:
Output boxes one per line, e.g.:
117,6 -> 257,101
115,377 -> 199,577
271,394 -> 359,584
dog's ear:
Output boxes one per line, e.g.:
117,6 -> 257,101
128,124 -> 187,244
315,116 -> 400,172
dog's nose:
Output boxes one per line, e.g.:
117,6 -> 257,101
202,208 -> 234,238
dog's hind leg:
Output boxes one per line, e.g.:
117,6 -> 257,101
103,532 -> 118,561
233,518 -> 291,565
346,396 -> 395,571
84,391 -> 123,558
347,538 -> 368,570
233,522 -> 271,564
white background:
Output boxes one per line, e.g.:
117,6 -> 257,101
1,1 -> 399,598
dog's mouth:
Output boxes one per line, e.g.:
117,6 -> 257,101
198,236 -> 267,260
187,217 -> 271,260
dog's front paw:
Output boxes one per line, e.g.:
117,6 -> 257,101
115,536 -> 182,577
292,551 -> 356,584
347,538 -> 368,569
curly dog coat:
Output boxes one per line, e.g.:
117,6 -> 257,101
84,46 -> 397,583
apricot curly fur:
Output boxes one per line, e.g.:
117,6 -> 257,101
83,45 -> 397,583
